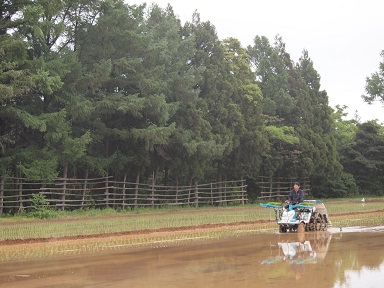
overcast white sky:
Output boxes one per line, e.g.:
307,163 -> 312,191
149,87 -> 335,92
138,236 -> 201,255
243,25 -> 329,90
131,0 -> 384,122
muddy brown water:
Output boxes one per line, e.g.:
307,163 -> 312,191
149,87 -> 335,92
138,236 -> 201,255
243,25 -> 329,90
0,227 -> 383,288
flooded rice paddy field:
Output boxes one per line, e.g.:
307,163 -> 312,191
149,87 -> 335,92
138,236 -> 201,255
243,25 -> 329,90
0,226 -> 383,288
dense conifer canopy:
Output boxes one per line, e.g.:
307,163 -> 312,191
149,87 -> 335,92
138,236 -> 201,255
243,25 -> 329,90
1,0 -> 383,196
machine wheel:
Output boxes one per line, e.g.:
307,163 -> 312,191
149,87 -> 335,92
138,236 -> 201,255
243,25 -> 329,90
309,223 -> 315,231
279,225 -> 288,233
316,222 -> 321,231
298,223 -> 305,233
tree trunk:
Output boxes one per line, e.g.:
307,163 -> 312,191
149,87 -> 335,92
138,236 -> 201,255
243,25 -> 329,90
164,166 -> 169,186
153,166 -> 159,186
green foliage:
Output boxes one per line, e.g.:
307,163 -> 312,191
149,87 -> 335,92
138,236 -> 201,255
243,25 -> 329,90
29,193 -> 57,219
0,0 -> 382,199
248,36 -> 344,188
340,121 -> 384,196
362,50 -> 384,104
310,171 -> 358,198
248,35 -> 296,118
16,147 -> 58,181
332,105 -> 358,147
264,126 -> 299,145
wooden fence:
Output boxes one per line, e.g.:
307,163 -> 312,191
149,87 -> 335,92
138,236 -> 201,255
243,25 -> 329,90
257,176 -> 311,200
0,176 -> 247,215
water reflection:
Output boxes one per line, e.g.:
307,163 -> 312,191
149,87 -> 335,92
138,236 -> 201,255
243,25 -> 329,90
262,232 -> 331,265
261,230 -> 384,287
334,263 -> 384,288
330,231 -> 384,288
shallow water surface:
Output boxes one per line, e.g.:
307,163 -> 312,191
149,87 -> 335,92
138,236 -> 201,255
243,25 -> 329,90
1,228 -> 383,288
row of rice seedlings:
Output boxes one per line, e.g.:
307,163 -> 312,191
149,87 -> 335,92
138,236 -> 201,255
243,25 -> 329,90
1,200 -> 381,241
0,221 -> 277,262
0,208 -> 272,240
326,199 -> 384,215
330,212 -> 384,228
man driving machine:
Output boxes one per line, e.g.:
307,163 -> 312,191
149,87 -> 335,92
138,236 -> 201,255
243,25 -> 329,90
285,182 -> 304,209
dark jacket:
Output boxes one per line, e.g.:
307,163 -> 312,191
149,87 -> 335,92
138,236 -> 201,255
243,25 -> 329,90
289,189 -> 304,203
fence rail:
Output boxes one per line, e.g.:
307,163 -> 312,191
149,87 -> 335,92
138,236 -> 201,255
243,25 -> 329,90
0,176 -> 247,214
257,176 -> 311,200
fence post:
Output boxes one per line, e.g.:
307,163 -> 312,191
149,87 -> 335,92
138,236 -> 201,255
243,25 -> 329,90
134,174 -> 139,209
241,179 -> 245,205
194,180 -> 198,207
122,173 -> 127,208
188,179 -> 192,205
18,178 -> 23,211
257,176 -> 310,201
223,177 -> 227,206
105,174 -> 110,208
210,182 -> 213,205
218,178 -> 222,205
112,181 -> 117,208
151,172 -> 155,208
81,169 -> 89,208
0,176 -> 4,216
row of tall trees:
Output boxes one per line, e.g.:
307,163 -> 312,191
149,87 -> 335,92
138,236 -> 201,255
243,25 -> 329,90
1,0 -> 383,197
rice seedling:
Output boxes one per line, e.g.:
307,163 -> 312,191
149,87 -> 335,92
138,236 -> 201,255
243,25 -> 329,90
0,197 -> 382,261
0,206 -> 274,241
